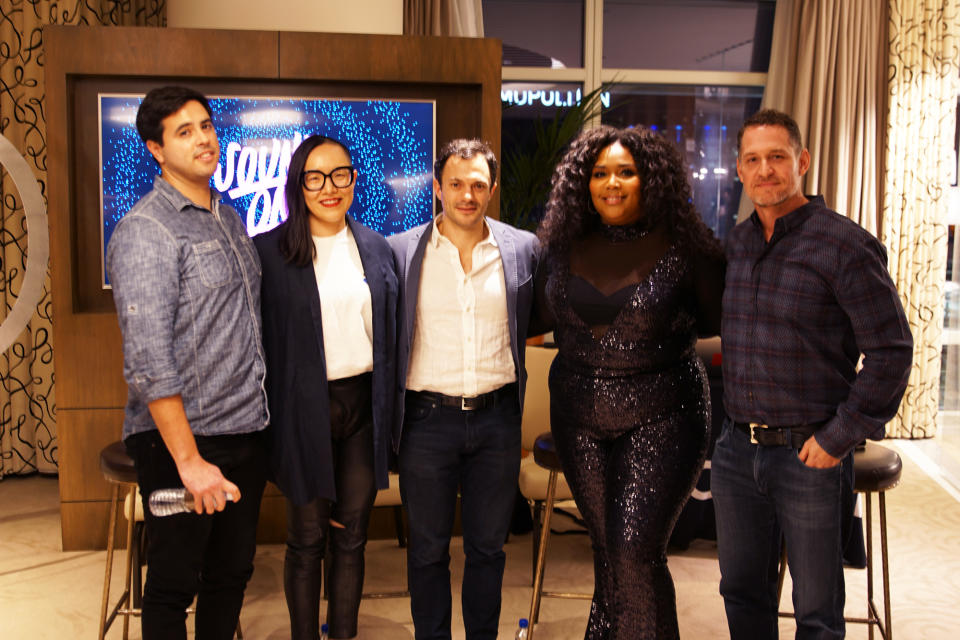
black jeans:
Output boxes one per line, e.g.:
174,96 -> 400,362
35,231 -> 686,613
126,429 -> 267,640
285,373 -> 377,640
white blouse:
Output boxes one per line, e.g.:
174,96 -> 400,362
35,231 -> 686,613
312,226 -> 374,381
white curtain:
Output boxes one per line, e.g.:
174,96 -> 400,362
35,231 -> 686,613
881,0 -> 960,439
404,0 -> 484,37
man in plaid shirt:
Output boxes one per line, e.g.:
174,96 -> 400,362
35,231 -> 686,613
712,109 -> 912,640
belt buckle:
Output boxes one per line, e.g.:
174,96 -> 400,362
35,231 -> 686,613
749,422 -> 768,445
461,396 -> 477,411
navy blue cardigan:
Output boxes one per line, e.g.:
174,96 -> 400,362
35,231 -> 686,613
255,215 -> 398,505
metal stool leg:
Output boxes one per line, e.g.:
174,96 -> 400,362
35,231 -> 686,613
879,492 -> 891,640
849,489 -> 891,639
528,470 -> 558,638
866,491 -> 875,640
99,483 -> 121,640
121,485 -> 136,639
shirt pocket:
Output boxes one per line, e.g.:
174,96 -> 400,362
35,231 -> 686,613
193,240 -> 232,288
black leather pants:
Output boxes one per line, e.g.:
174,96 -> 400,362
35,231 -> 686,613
284,374 -> 377,640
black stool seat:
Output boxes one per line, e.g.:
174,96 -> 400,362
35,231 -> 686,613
100,441 -> 137,484
533,433 -> 563,471
854,442 -> 902,492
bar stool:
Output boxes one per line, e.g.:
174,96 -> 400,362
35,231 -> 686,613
98,441 -> 139,640
850,441 -> 901,639
777,441 -> 902,639
98,441 -> 245,639
525,432 -> 591,640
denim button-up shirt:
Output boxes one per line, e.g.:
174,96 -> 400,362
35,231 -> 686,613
107,176 -> 269,440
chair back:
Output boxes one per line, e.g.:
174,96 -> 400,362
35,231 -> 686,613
522,345 -> 558,451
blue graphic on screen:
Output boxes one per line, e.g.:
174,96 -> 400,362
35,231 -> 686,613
100,94 -> 434,284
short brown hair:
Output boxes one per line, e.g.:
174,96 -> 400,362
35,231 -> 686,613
737,108 -> 803,155
434,138 -> 498,185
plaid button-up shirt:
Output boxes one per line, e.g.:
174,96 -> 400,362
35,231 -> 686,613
720,196 -> 912,458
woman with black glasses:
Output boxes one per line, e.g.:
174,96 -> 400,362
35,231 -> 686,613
255,134 -> 398,640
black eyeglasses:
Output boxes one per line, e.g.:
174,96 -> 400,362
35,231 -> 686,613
302,166 -> 355,191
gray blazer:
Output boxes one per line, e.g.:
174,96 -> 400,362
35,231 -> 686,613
387,217 -> 540,452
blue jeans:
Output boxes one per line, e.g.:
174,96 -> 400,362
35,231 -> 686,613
398,391 -> 522,640
712,418 -> 846,640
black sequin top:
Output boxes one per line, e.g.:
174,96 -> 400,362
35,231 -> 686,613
543,222 -> 724,435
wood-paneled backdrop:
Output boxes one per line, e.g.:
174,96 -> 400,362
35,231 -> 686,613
44,25 -> 502,550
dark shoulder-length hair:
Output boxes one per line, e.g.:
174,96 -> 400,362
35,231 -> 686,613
279,134 -> 354,266
538,125 -> 722,262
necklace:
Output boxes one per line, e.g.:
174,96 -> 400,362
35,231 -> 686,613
599,220 -> 650,242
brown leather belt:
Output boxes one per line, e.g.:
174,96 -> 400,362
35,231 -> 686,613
408,383 -> 517,411
733,421 -> 824,448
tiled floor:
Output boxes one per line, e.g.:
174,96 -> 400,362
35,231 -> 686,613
3,431 -> 960,639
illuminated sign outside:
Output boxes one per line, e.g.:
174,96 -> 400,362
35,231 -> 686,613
500,88 -> 611,109
99,94 -> 435,285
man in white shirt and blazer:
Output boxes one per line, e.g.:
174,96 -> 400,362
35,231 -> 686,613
389,138 -> 541,640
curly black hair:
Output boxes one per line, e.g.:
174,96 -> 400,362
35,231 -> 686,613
537,125 -> 722,261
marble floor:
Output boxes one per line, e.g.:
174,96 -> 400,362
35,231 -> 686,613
2,432 -> 960,639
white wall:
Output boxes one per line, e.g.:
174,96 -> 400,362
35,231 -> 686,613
166,0 -> 402,35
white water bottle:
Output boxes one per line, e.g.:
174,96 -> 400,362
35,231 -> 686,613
516,618 -> 529,639
320,623 -> 329,640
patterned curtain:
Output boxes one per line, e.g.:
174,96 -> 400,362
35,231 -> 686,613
0,0 -> 165,479
882,0 -> 960,438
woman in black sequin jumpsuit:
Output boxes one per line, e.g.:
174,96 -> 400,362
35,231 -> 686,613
537,126 -> 725,639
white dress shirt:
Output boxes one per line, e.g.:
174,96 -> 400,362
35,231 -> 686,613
406,218 -> 516,396
312,226 -> 374,381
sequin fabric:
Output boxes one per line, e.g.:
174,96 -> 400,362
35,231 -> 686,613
599,219 -> 651,243
546,240 -> 711,640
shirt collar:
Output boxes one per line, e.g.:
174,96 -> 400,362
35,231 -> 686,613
748,195 -> 825,237
151,174 -> 219,213
428,214 -> 499,249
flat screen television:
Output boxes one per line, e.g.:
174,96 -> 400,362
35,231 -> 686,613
99,93 -> 436,286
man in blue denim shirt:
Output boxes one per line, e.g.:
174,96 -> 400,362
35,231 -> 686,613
106,86 -> 269,640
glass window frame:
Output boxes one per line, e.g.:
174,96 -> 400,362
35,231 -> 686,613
495,0 -> 769,237
499,0 -> 768,122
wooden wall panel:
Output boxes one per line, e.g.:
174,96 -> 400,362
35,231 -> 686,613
61,501 -> 119,550
57,409 -> 125,503
44,25 -> 501,550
